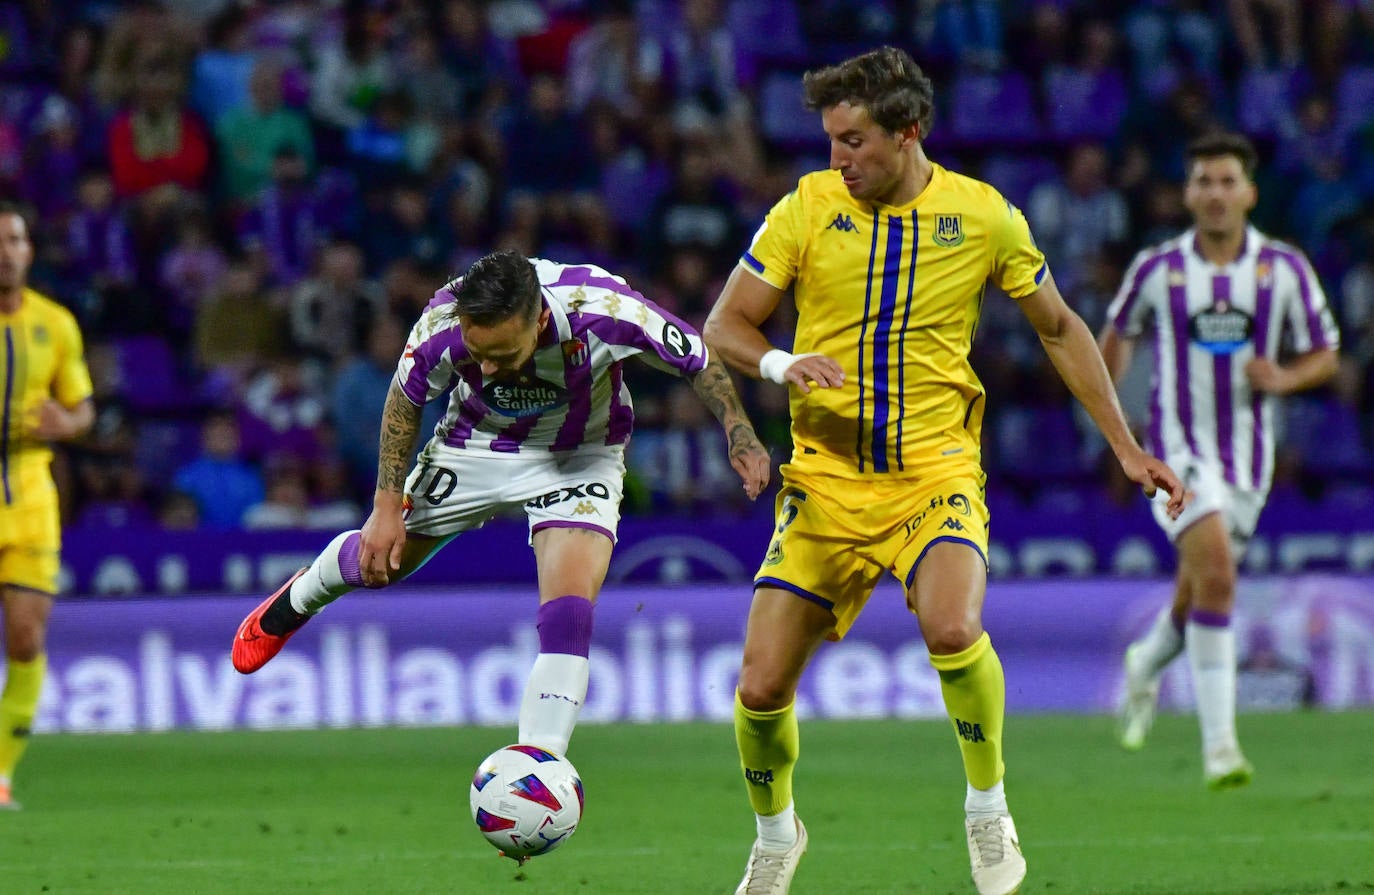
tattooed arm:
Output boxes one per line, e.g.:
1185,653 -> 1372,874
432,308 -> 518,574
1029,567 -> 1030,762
359,380 -> 425,585
688,356 -> 771,500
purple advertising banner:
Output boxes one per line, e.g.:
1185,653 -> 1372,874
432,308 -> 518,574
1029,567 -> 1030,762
32,575 -> 1374,733
58,490 -> 1374,595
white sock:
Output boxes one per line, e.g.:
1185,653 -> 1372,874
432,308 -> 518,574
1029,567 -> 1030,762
757,802 -> 797,852
290,530 -> 362,615
965,780 -> 1008,819
1186,618 -> 1238,753
1130,606 -> 1185,679
517,653 -> 589,757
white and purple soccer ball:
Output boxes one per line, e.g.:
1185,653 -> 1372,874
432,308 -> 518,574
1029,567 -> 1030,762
470,744 -> 584,861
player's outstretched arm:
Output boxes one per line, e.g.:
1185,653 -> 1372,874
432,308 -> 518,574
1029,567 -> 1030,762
360,380 -> 424,586
1018,274 -> 1189,519
688,356 -> 771,500
704,265 -> 844,394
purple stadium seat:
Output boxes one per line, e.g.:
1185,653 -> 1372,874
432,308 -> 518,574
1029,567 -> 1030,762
112,335 -> 200,414
1043,66 -> 1128,141
948,71 -> 1040,145
1286,396 -> 1372,478
1236,68 -> 1297,137
981,154 -> 1059,210
759,69 -> 816,149
727,0 -> 807,66
133,418 -> 204,488
1335,66 -> 1374,137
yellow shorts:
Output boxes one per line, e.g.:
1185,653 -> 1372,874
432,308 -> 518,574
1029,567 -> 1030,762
0,485 -> 62,595
754,462 -> 989,640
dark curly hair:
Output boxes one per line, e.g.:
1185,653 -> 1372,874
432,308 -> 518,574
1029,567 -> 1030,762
802,46 -> 935,140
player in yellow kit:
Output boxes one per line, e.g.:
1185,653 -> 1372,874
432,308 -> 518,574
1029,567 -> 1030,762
0,203 -> 94,809
703,48 -> 1188,895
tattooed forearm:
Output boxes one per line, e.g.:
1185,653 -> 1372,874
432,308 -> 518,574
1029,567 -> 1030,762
377,381 -> 423,494
689,357 -> 749,426
690,358 -> 765,458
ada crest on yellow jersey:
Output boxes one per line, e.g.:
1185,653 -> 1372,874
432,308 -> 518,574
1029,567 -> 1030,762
932,214 -> 965,247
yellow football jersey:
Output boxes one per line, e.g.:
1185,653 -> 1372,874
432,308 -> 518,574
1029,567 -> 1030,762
1,287 -> 93,505
742,164 -> 1048,478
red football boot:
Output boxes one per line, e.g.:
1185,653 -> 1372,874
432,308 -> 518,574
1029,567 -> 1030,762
231,568 -> 309,674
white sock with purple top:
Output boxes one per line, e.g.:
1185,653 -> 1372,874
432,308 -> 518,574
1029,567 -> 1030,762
518,595 -> 595,756
289,530 -> 366,615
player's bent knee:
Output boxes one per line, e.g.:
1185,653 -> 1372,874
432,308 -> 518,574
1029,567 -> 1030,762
921,620 -> 983,656
736,669 -> 796,712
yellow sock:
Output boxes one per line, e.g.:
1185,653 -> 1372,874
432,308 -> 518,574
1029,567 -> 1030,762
930,633 -> 1005,790
0,654 -> 46,780
734,690 -> 799,816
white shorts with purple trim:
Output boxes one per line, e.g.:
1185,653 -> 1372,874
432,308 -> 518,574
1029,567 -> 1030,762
402,442 -> 625,544
1151,454 -> 1266,560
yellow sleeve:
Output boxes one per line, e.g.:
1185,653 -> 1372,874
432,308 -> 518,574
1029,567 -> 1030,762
53,309 -> 94,407
739,185 -> 806,290
989,197 -> 1049,299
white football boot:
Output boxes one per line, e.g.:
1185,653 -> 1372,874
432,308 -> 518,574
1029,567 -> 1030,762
735,815 -> 807,894
965,814 -> 1026,895
1117,644 -> 1161,751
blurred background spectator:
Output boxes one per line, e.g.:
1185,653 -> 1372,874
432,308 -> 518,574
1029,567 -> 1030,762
2,0 -> 1370,530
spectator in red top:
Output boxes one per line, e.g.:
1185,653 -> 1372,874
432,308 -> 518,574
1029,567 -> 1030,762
107,48 -> 210,201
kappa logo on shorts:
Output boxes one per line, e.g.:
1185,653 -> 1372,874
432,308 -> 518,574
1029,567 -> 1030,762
940,517 -> 965,532
525,482 -> 613,510
572,500 -> 599,516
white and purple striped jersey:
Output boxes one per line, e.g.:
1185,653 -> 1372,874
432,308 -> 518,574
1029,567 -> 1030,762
395,258 -> 707,453
1106,226 -> 1340,491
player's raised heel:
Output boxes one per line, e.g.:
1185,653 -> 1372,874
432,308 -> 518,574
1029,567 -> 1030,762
231,568 -> 309,674
1205,745 -> 1254,790
966,814 -> 1026,895
1117,644 -> 1160,751
735,815 -> 807,895
0,780 -> 21,811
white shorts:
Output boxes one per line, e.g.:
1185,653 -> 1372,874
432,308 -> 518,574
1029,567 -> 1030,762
402,443 -> 625,544
1152,455 -> 1267,560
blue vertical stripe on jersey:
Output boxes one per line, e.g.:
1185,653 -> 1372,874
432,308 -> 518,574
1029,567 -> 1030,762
2,326 -> 13,503
868,214 -> 905,473
894,210 -> 919,472
855,209 -> 880,472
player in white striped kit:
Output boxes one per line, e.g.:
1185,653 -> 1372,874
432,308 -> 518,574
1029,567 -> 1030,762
1100,133 -> 1340,787
232,250 -> 770,764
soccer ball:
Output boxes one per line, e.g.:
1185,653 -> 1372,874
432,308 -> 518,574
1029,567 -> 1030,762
470,744 -> 584,861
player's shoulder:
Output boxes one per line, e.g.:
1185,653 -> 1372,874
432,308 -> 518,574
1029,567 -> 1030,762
537,258 -> 644,313
929,165 -> 1025,232
1258,231 -> 1314,268
1132,232 -> 1188,268
22,287 -> 81,329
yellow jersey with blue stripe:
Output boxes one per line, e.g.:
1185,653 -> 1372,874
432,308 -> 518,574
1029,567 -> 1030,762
1,287 -> 93,506
741,164 -> 1048,478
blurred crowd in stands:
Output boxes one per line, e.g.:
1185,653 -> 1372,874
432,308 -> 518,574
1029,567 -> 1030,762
1,0 -> 1372,532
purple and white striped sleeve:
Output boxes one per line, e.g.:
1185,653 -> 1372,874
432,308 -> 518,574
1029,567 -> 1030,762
1106,248 -> 1164,336
395,307 -> 463,405
1277,248 -> 1340,353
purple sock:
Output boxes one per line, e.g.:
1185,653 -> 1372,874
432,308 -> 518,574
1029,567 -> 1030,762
338,532 -> 365,587
537,595 -> 595,657
1189,608 -> 1230,628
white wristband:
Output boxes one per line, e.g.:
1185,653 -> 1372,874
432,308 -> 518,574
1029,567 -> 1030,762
759,348 -> 820,384
758,348 -> 797,384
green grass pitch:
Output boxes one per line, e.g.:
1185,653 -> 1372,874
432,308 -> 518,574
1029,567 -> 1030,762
5,711 -> 1373,894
